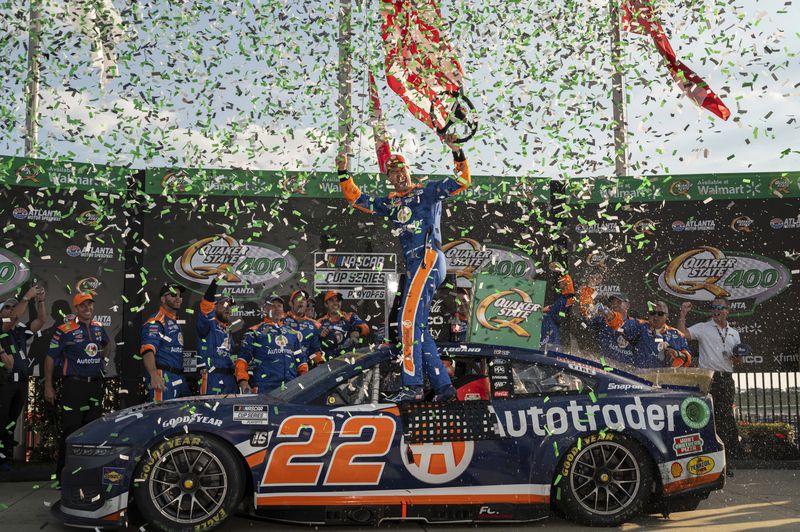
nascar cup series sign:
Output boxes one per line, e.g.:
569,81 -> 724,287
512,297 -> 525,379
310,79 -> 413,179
164,235 -> 297,300
652,246 -> 790,312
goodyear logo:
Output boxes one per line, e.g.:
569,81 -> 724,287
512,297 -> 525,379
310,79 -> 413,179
476,289 -> 539,337
656,246 -> 790,307
165,235 -> 297,300
686,455 -> 715,476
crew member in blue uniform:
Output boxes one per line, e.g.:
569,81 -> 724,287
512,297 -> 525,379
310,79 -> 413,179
196,278 -> 237,395
283,289 -> 324,366
540,263 -> 575,350
235,295 -> 305,393
578,286 -> 636,366
601,300 -> 692,368
318,291 -> 369,359
141,284 -> 189,401
338,134 -> 468,402
44,292 -> 110,483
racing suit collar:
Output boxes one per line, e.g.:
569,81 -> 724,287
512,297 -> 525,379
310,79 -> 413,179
159,305 -> 177,320
262,316 -> 283,326
325,312 -> 344,323
287,311 -> 306,321
388,183 -> 421,198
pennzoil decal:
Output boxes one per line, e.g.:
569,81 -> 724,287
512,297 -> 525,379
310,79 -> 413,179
164,235 -> 297,300
476,289 -> 539,337
686,455 -> 715,476
653,246 -> 790,311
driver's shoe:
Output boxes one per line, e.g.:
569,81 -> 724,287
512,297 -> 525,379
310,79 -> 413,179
433,385 -> 457,403
389,386 -> 424,403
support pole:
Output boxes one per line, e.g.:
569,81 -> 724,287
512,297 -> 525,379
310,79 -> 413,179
337,0 -> 353,169
610,0 -> 627,177
24,0 -> 42,156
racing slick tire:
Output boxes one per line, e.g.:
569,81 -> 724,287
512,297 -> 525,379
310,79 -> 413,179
555,432 -> 653,526
134,433 -> 244,532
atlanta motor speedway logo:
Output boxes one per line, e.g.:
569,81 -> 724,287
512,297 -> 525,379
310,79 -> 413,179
166,235 -> 297,300
654,246 -> 790,304
476,288 -> 539,338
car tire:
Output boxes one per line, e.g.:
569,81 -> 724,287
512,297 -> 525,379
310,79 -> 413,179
133,433 -> 244,532
555,432 -> 653,526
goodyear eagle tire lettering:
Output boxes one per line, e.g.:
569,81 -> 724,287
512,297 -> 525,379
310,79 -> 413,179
134,433 -> 244,532
555,432 -> 653,526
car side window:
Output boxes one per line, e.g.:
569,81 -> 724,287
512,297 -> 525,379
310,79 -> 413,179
316,366 -> 381,407
511,362 -> 591,395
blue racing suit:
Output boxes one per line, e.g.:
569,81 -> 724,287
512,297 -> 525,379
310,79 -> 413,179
196,299 -> 237,394
141,306 -> 190,401
340,150 -> 470,391
284,312 -> 323,365
235,318 -> 305,393
615,318 -> 693,368
540,274 -> 575,350
318,311 -> 369,359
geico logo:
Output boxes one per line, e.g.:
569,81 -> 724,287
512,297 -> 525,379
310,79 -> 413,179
741,355 -> 763,363
493,398 -> 680,438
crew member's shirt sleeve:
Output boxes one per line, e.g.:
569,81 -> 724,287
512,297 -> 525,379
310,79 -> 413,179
687,322 -> 707,342
350,313 -> 369,336
140,320 -> 162,355
196,300 -> 215,338
100,326 -> 110,348
47,327 -> 66,360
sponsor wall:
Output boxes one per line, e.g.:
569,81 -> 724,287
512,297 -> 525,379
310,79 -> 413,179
0,157 -> 130,375
564,172 -> 800,371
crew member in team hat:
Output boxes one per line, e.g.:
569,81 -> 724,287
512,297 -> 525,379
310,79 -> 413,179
283,289 -> 324,365
44,292 -> 110,483
140,284 -> 189,401
318,291 -> 369,359
196,277 -> 237,395
236,294 -> 305,393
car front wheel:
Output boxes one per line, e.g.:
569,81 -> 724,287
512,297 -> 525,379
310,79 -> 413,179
556,432 -> 653,526
134,433 -> 244,532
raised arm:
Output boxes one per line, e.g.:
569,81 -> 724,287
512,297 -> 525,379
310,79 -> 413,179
676,302 -> 694,341
426,138 -> 471,199
337,153 -> 390,216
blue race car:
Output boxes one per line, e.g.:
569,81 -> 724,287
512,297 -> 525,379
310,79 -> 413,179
52,344 -> 725,530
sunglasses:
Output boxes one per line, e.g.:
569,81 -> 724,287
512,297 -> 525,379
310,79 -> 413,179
648,310 -> 667,317
710,304 -> 728,310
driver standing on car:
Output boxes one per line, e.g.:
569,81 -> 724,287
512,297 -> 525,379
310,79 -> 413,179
44,292 -> 110,484
235,295 -> 305,393
141,284 -> 190,401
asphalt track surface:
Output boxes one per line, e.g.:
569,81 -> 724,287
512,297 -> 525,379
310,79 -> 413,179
1,469 -> 798,531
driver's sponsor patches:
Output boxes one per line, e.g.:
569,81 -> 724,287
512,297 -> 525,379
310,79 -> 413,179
233,405 -> 269,424
673,433 -> 704,456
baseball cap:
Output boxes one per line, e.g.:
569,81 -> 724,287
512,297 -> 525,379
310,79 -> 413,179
324,291 -> 342,303
72,293 -> 94,306
289,289 -> 310,303
264,294 -> 284,305
608,292 -> 630,303
159,283 -> 186,297
0,298 -> 19,311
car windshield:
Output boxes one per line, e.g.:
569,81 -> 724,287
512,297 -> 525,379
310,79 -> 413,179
268,348 -> 376,402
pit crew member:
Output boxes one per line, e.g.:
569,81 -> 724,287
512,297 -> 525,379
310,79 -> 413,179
141,284 -> 189,401
196,278 -> 237,395
318,291 -> 369,359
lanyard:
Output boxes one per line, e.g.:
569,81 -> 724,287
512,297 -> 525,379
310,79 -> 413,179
714,323 -> 729,349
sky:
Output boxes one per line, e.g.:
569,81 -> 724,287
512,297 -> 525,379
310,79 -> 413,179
0,0 -> 797,180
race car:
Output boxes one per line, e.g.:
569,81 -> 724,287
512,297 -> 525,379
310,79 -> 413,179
52,343 -> 725,530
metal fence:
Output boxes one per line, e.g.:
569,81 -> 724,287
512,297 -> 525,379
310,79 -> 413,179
735,372 -> 800,432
